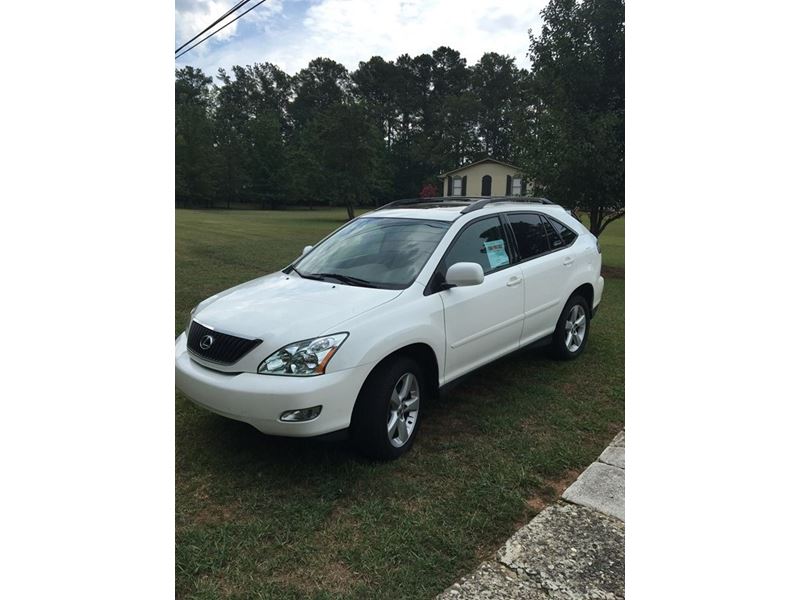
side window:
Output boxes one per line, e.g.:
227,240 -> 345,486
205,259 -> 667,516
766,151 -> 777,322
443,216 -> 510,275
545,217 -> 577,247
507,213 -> 550,260
541,217 -> 566,250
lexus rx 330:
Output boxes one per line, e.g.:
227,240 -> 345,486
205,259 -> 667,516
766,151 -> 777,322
175,197 -> 604,459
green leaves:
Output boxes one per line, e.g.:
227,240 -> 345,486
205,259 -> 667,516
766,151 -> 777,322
525,0 -> 625,235
175,12 -> 624,227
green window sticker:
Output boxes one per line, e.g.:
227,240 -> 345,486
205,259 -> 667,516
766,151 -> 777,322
483,239 -> 509,269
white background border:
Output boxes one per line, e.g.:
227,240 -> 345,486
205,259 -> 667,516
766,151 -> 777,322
1,0 -> 175,597
2,1 -> 799,597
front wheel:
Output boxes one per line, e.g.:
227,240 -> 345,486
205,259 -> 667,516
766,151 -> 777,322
550,295 -> 591,360
350,356 -> 424,460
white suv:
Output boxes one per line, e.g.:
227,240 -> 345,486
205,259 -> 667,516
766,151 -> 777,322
175,197 -> 603,459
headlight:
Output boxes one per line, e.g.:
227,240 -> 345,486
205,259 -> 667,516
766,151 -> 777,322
258,333 -> 349,376
186,305 -> 197,334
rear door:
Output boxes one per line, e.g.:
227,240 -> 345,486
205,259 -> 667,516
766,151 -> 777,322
504,212 -> 566,345
436,216 -> 525,381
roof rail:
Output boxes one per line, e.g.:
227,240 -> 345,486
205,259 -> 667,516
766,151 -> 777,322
376,197 -> 469,210
374,196 -> 556,214
460,196 -> 555,214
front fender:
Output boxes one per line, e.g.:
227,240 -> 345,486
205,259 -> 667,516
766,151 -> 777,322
323,287 -> 446,385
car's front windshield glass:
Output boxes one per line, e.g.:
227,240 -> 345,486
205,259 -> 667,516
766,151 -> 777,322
294,217 -> 451,289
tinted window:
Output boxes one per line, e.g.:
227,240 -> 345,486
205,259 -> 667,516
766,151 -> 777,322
541,217 -> 566,250
548,217 -> 577,246
508,213 -> 550,260
444,216 -> 510,275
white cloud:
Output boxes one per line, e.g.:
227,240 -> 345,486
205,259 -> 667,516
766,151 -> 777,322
297,0 -> 544,71
175,0 -> 545,77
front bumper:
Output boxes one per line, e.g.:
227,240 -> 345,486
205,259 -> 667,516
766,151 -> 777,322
175,333 -> 374,436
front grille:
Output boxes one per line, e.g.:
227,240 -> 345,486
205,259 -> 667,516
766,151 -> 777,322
187,321 -> 262,365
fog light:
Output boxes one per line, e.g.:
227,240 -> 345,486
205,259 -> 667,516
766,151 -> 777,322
280,406 -> 322,422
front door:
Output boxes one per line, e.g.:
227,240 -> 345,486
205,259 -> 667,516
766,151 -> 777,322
437,216 -> 524,381
481,175 -> 492,196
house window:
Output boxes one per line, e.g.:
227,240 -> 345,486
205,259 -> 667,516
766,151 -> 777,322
512,177 -> 522,196
481,175 -> 492,196
452,177 -> 462,196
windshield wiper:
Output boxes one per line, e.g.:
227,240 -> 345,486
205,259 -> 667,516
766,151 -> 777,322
309,272 -> 378,288
285,264 -> 299,275
288,266 -> 328,282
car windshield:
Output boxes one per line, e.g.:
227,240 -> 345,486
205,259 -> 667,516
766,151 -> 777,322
294,217 -> 451,289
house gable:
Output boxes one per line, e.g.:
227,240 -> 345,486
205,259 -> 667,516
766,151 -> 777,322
439,158 -> 528,197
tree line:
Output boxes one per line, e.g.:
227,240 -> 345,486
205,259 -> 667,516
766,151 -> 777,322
176,0 -> 624,234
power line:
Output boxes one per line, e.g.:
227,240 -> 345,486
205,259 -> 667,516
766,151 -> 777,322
175,0 -> 269,60
175,0 -> 252,54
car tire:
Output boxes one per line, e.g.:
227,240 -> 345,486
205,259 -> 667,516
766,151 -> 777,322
550,294 -> 591,360
350,356 -> 424,460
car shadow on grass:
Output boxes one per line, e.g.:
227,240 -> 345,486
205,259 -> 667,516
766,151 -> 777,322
198,412 -> 360,464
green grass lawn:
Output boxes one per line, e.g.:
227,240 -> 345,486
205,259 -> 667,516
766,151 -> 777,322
596,218 -> 624,270
176,208 -> 624,599
578,215 -> 624,271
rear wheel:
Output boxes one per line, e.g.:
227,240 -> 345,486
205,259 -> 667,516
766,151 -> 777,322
351,356 -> 424,460
550,295 -> 590,360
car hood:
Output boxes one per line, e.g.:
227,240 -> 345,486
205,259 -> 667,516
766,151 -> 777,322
193,271 -> 402,347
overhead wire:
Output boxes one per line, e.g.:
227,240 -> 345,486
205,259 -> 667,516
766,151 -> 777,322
175,0 -> 269,59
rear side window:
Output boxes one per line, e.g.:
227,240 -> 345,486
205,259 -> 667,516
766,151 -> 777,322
548,217 -> 578,246
507,213 -> 550,260
541,217 -> 566,249
443,216 -> 510,274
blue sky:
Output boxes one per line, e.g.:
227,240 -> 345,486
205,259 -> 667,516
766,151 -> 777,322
175,0 -> 546,77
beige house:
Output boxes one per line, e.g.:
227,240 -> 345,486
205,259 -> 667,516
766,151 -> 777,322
439,158 -> 528,197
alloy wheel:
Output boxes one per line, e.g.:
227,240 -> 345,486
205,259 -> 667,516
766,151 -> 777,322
564,304 -> 587,352
387,372 -> 420,448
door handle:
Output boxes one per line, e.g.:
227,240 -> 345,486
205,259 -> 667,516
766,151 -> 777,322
506,276 -> 522,287
562,257 -> 574,266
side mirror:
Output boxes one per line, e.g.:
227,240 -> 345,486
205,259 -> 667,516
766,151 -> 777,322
302,245 -> 313,256
445,262 -> 484,287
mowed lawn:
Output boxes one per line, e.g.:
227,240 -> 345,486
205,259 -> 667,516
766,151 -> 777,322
176,208 -> 625,600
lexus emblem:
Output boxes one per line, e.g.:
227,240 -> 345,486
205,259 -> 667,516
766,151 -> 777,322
199,334 -> 214,350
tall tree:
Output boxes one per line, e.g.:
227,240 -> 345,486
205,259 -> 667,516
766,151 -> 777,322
297,104 -> 390,219
233,62 -> 293,134
247,111 -> 286,209
175,67 -> 217,206
526,0 -> 625,235
393,54 -> 422,142
214,68 -> 253,208
228,63 -> 290,207
290,58 -> 352,129
352,56 -> 401,149
178,30 -> 626,211
471,53 -> 526,160
429,47 -> 478,171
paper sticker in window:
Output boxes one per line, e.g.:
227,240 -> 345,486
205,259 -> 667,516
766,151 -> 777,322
483,239 -> 509,269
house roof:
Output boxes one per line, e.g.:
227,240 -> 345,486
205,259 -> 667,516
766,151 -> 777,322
438,157 -> 523,178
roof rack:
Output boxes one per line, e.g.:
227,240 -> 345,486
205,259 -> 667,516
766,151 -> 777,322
460,196 -> 554,214
376,197 -> 470,210
374,196 -> 556,214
